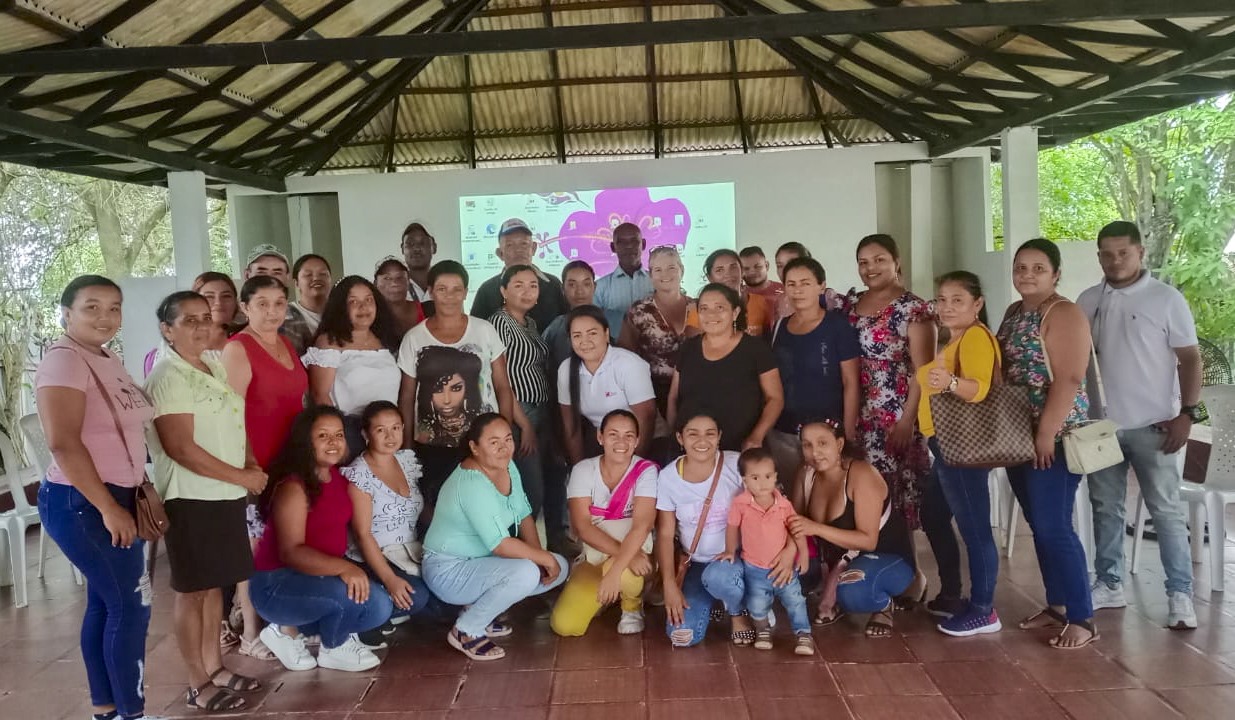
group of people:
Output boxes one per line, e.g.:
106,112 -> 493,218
34,215 -> 1203,719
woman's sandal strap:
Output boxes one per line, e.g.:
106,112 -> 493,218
865,611 -> 894,637
187,685 -> 246,712
457,631 -> 503,657
814,609 -> 845,626
1020,606 -> 1068,629
209,668 -> 261,692
1049,621 -> 1099,649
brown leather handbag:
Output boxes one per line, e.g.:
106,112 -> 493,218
673,455 -> 724,588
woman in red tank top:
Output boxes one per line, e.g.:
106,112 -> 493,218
220,274 -> 310,661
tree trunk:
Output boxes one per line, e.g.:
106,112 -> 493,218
82,182 -> 130,278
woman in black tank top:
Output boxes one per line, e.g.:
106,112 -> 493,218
788,419 -> 924,638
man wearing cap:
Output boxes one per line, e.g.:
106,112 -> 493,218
242,244 -> 315,355
593,222 -> 653,339
470,218 -> 569,330
401,222 -> 436,303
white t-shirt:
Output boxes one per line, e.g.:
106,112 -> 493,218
302,347 -> 401,415
567,456 -> 659,524
1077,272 -> 1198,428
655,451 -> 744,562
397,318 -> 507,447
556,346 -> 656,428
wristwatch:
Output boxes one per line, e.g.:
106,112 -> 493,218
947,375 -> 959,393
1181,405 -> 1202,422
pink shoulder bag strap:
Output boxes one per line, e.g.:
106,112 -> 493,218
590,458 -> 657,521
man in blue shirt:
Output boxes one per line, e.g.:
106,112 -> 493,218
593,223 -> 654,338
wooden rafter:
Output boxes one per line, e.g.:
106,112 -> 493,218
543,0 -> 567,164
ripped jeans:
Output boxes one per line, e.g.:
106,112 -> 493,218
665,558 -> 746,647
39,481 -> 152,719
834,553 -> 914,614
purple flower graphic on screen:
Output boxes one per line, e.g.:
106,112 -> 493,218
551,187 -> 691,276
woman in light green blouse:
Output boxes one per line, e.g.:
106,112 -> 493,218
146,291 -> 269,711
421,413 -> 569,661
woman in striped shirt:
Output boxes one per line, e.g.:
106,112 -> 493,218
488,265 -> 554,525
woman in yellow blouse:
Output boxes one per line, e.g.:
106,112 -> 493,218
912,271 -> 1003,638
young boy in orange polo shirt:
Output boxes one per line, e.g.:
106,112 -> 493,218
719,448 -> 813,655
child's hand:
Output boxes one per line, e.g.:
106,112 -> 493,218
715,550 -> 736,564
797,556 -> 810,575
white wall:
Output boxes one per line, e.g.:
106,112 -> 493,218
232,144 -> 966,296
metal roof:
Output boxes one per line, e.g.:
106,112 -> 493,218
0,0 -> 1233,191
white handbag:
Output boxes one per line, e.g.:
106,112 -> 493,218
381,540 -> 424,576
582,518 -> 654,565
1042,328 -> 1125,475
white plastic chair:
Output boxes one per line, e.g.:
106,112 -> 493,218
0,427 -> 40,607
1168,387 -> 1235,592
19,413 -> 84,587
1001,470 -> 1095,572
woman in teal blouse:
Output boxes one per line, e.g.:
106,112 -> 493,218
422,413 -> 569,660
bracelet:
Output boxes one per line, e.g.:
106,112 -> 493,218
946,375 -> 959,393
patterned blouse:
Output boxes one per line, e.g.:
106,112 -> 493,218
625,296 -> 689,393
342,449 -> 425,559
997,300 -> 1089,434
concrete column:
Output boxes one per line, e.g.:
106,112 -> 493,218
907,161 -> 934,297
999,126 -> 1040,313
168,171 -> 211,286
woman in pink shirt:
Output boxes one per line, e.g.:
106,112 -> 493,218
36,275 -> 157,720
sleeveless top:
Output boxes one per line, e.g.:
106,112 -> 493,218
996,300 -> 1089,435
231,332 -> 308,469
806,463 -> 912,565
253,468 -> 353,571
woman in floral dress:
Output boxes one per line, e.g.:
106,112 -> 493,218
841,234 -> 935,529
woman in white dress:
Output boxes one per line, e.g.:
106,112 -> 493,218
304,276 -> 404,459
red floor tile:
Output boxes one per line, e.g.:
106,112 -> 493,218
257,676 -> 374,713
453,670 -> 554,708
845,695 -> 960,720
1158,684 -> 1235,720
361,675 -> 462,712
548,701 -> 647,720
947,693 -> 1069,720
643,634 -> 732,666
1051,689 -> 1184,720
1114,650 -> 1235,688
556,633 -> 644,669
831,663 -> 939,696
746,695 -> 853,719
735,661 -> 839,696
647,663 -> 741,701
1018,655 -> 1142,693
648,698 -> 750,720
924,660 -> 1039,695
551,667 -> 646,705
903,634 -> 1008,663
447,708 -> 548,720
814,634 -> 917,664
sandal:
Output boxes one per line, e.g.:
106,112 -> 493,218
209,667 -> 261,692
894,570 -> 929,611
814,606 -> 845,627
864,608 -> 894,638
1049,620 -> 1099,650
186,684 -> 246,712
447,627 -> 506,661
1019,606 -> 1068,631
238,636 -> 277,661
485,620 -> 513,638
219,621 -> 239,651
753,618 -> 773,651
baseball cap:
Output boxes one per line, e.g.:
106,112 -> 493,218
245,244 -> 290,267
499,218 -> 532,237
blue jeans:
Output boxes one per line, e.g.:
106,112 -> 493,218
1088,425 -> 1193,595
835,553 -> 914,614
1007,445 -> 1093,622
919,460 -> 962,598
38,481 -> 151,719
357,561 -> 438,618
743,562 -> 811,635
514,400 -> 554,520
422,550 -> 568,638
665,558 -> 746,647
248,567 -> 393,648
929,438 -> 999,612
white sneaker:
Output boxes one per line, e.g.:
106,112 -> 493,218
1167,592 -> 1199,630
1091,581 -> 1127,610
317,633 -> 382,672
259,624 -> 317,671
617,611 -> 645,635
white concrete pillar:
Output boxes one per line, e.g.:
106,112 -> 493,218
907,161 -> 934,297
168,171 -> 211,286
999,126 -> 1039,313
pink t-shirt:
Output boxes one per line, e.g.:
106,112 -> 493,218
35,338 -> 154,488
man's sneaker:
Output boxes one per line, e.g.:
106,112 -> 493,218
317,634 -> 382,672
617,610 -> 645,635
937,605 -> 1002,637
1091,581 -> 1128,610
259,624 -> 317,671
925,594 -> 969,619
1167,592 -> 1198,630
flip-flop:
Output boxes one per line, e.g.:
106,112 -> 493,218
1049,621 -> 1099,650
1019,606 -> 1068,630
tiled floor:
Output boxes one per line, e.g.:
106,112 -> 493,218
3,523 -> 1235,720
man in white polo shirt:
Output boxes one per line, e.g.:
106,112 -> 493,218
1078,220 -> 1203,631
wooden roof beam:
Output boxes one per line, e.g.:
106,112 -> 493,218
3,1 -> 1233,75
